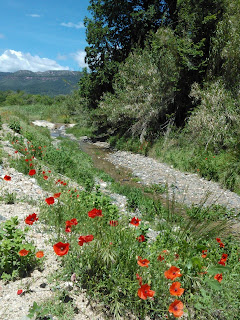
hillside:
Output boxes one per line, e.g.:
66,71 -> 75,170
0,70 -> 82,96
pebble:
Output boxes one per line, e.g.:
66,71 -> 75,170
107,150 -> 240,215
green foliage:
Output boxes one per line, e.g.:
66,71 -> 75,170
175,0 -> 225,73
109,135 -> 150,155
0,217 -> 39,280
28,301 -> 52,319
97,28 -> 179,139
28,294 -> 77,320
9,119 -> 21,133
188,81 -> 240,152
81,0 -> 168,108
187,204 -> 237,221
9,126 -> 95,190
0,191 -> 17,204
65,124 -> 93,138
209,0 -> 240,93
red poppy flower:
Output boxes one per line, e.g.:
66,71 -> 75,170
201,249 -> 207,258
36,251 -> 44,258
17,289 -> 23,295
25,159 -> 29,162
54,192 -> 61,198
169,282 -> 185,296
137,235 -> 145,242
218,253 -> 228,266
214,273 -> 223,283
88,208 -> 103,218
43,175 -> 48,180
216,238 -> 221,243
218,259 -> 226,266
221,253 -> 228,261
164,266 -> 182,280
157,255 -> 165,261
219,242 -> 224,248
109,220 -> 118,226
65,226 -> 71,232
169,300 -> 184,318
130,217 -> 141,226
137,257 -> 150,267
78,235 -> 94,246
53,242 -> 69,256
25,213 -> 38,225
65,220 -> 72,227
45,197 -> 54,205
3,175 -> 11,181
70,218 -> 78,225
65,219 -> 78,228
137,284 -> 155,300
19,249 -> 29,256
15,150 -> 18,153
29,169 -> 36,176
136,273 -> 142,285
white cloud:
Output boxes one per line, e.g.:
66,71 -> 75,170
26,14 -> 41,18
0,33 -> 5,39
0,49 -> 69,72
56,53 -> 67,61
72,50 -> 88,68
61,21 -> 85,29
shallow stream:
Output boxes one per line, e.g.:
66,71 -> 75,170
48,124 -> 239,238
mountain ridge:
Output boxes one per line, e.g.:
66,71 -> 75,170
0,70 -> 82,96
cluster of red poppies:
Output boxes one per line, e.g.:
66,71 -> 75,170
200,238 -> 228,283
133,221 -> 185,318
136,258 -> 185,318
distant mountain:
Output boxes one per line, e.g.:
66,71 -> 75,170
0,70 -> 83,96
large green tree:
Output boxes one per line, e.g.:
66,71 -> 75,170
169,0 -> 226,124
80,0 -> 168,108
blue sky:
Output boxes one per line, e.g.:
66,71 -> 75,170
0,0 -> 91,72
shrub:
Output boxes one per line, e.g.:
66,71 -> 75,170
98,28 -> 180,141
188,80 -> 240,152
0,217 -> 40,281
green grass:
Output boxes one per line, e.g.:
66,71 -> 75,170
65,123 -> 94,138
0,103 -> 72,123
150,135 -> 240,195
